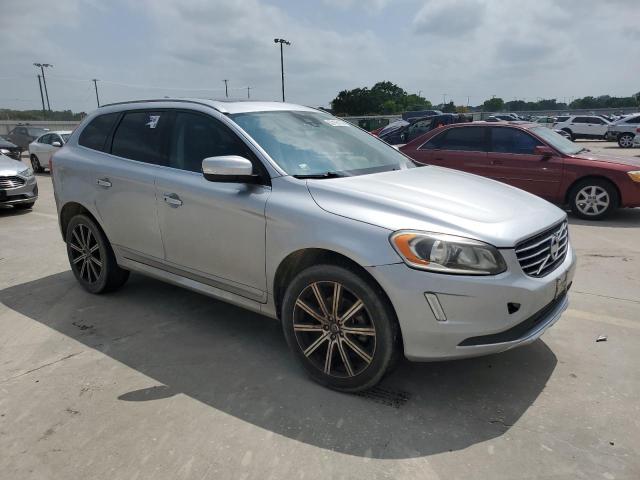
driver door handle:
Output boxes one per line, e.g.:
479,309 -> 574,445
491,159 -> 503,165
96,178 -> 112,188
163,193 -> 183,207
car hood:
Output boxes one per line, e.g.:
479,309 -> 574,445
0,153 -> 25,174
0,138 -> 17,148
306,166 -> 566,248
572,152 -> 640,169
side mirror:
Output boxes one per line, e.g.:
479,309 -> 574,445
202,155 -> 260,183
52,141 -> 62,147
534,145 -> 555,159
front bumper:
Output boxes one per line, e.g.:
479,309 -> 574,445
0,175 -> 38,205
367,244 -> 577,361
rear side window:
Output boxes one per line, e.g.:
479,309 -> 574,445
439,127 -> 486,151
79,113 -> 120,152
169,111 -> 254,173
111,111 -> 170,165
573,117 -> 588,123
556,116 -> 569,123
625,116 -> 640,124
588,117 -> 604,124
490,128 -> 542,154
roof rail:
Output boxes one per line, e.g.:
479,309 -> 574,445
99,98 -> 225,113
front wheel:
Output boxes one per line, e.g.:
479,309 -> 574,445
562,129 -> 575,141
65,214 -> 129,293
569,179 -> 618,220
282,264 -> 398,392
618,133 -> 634,148
30,154 -> 43,173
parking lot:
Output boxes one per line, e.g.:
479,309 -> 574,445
1,141 -> 639,480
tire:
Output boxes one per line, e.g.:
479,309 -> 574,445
30,154 -> 43,173
13,202 -> 35,210
561,129 -> 574,141
282,264 -> 398,392
618,133 -> 634,148
569,178 -> 618,220
65,214 -> 129,294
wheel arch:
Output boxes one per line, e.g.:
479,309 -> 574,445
564,175 -> 621,206
59,201 -> 108,241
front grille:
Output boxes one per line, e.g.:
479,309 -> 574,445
515,221 -> 568,277
0,176 -> 26,189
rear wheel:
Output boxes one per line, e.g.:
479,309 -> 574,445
282,264 -> 398,392
65,214 -> 129,293
618,133 -> 634,148
569,179 -> 618,220
562,129 -> 574,141
30,154 -> 43,173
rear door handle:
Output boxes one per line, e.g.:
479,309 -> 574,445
163,193 -> 183,207
491,160 -> 503,165
96,178 -> 112,188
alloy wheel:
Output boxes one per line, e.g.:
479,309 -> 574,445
619,135 -> 633,148
69,224 -> 103,283
575,185 -> 610,216
292,281 -> 376,378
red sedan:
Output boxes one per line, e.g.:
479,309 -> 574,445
400,122 -> 640,220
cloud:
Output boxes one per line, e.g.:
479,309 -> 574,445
413,0 -> 487,36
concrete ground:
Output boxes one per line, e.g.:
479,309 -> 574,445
1,145 -> 639,479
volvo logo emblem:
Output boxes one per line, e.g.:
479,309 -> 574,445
549,234 -> 561,260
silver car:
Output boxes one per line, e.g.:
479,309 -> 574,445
0,154 -> 38,209
52,99 -> 576,391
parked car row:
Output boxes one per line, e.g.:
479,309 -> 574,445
374,113 -> 471,145
606,113 -> 640,148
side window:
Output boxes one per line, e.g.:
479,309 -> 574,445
573,117 -> 587,124
439,127 -> 486,151
79,112 -> 120,152
589,117 -> 603,124
168,112 -> 253,173
111,111 -> 170,165
419,131 -> 446,150
556,116 -> 569,123
51,135 -> 62,145
626,116 -> 640,124
39,134 -> 51,144
490,128 -> 542,154
16,127 -> 27,135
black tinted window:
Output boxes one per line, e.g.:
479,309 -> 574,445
490,128 -> 542,154
39,134 -> 51,144
589,117 -> 603,124
439,127 -> 486,151
79,113 -> 120,152
626,116 -> 640,124
556,116 -> 570,122
169,112 -> 252,173
112,111 -> 170,165
573,117 -> 588,123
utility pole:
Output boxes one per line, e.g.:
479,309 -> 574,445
33,63 -> 53,111
418,90 -> 422,97
274,38 -> 291,102
223,79 -> 229,98
466,96 -> 470,107
247,86 -> 251,99
442,93 -> 447,106
92,79 -> 100,107
36,74 -> 46,119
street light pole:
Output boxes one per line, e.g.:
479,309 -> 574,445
223,79 -> 229,98
247,86 -> 251,99
274,38 -> 291,102
92,79 -> 100,107
36,75 -> 46,119
33,63 -> 53,111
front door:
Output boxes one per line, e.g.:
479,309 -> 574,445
485,127 -> 563,201
155,110 -> 270,302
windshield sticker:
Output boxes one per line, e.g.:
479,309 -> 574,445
146,115 -> 161,129
324,119 -> 350,127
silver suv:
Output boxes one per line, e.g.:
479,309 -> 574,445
606,113 -> 640,147
52,99 -> 576,391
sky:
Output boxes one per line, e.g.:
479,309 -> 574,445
1,0 -> 638,113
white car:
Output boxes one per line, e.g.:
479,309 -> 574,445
28,130 -> 71,172
553,115 -> 611,141
633,134 -> 640,147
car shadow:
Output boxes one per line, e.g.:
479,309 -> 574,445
567,207 -> 640,228
0,271 -> 557,459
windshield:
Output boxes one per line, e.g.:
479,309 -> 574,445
28,128 -> 48,136
531,126 -> 583,155
230,111 -> 415,177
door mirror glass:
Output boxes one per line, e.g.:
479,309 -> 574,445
202,155 -> 258,183
52,141 -> 62,147
534,145 -> 554,158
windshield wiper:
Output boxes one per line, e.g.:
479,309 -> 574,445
292,171 -> 344,179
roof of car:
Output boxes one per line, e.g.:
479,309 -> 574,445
100,98 -> 318,115
45,130 -> 72,135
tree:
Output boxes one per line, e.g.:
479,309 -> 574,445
330,81 -> 431,115
482,97 -> 504,112
442,101 -> 456,113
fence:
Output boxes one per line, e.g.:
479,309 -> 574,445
0,120 -> 80,136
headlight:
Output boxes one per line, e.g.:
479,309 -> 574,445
0,148 -> 9,154
390,231 -> 507,275
18,167 -> 34,177
628,171 -> 640,183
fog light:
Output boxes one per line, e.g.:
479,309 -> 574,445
424,292 -> 447,322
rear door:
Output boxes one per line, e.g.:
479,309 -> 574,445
485,127 -> 563,201
570,117 -> 589,136
423,126 -> 488,174
89,110 -> 168,261
155,110 -> 270,301
585,116 -> 608,137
